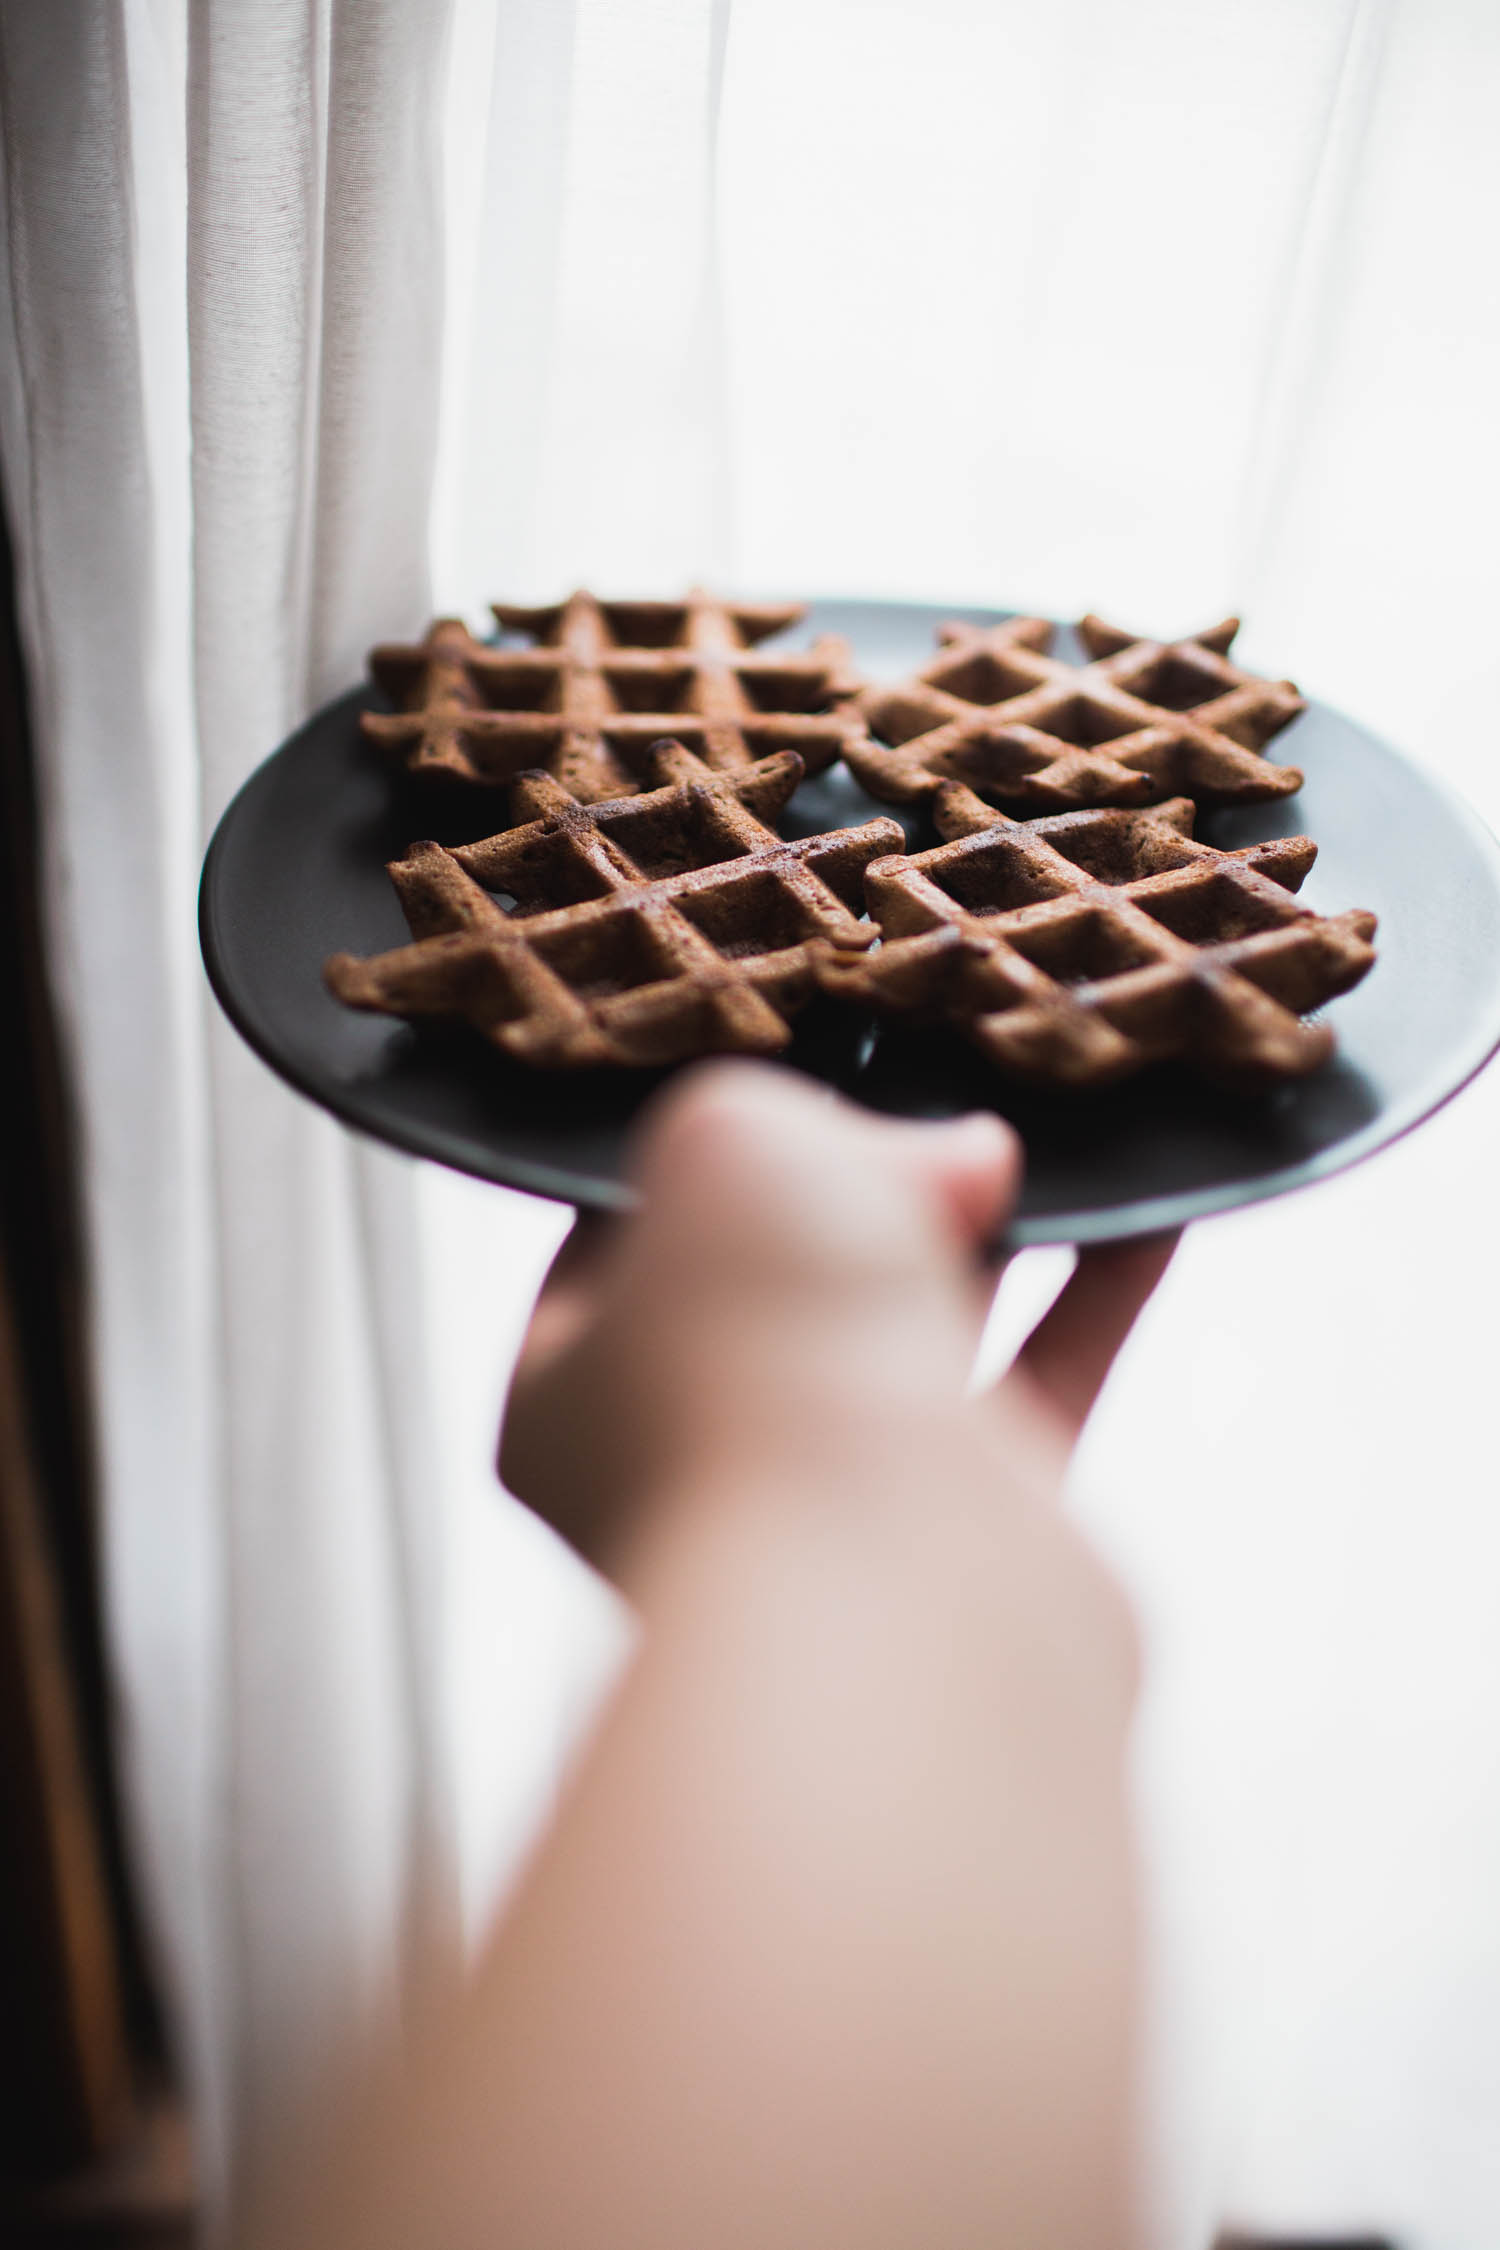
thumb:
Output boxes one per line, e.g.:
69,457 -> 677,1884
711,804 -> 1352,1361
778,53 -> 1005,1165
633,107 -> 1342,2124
630,1064 -> 1020,1303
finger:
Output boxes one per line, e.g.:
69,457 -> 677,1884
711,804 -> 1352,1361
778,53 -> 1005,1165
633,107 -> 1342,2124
861,1109 -> 1022,1259
498,1311 -> 617,1561
514,1209 -> 619,1378
633,1061 -> 1023,1271
795,1103 -> 1022,1343
1010,1231 -> 1179,1440
497,1211 -> 618,1521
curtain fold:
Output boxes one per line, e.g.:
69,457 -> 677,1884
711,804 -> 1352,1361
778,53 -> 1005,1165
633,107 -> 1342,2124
187,0 -> 461,2201
434,0 -> 734,611
0,0 -> 225,2168
2,0 -> 463,2218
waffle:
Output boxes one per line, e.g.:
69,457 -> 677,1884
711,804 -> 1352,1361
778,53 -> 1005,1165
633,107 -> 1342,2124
324,740 -> 905,1069
818,781 -> 1376,1087
843,614 -> 1307,814
360,590 -> 867,804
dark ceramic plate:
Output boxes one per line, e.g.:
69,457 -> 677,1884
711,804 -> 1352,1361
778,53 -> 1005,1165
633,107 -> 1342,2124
199,600 -> 1500,1245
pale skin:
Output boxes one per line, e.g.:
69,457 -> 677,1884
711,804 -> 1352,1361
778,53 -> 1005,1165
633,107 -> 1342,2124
253,1062 -> 1177,2250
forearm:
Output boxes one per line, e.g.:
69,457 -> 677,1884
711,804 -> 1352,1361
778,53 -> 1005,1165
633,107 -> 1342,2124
269,1426 -> 1142,2250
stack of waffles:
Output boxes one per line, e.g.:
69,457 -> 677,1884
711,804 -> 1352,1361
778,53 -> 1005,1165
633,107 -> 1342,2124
325,594 -> 1377,1089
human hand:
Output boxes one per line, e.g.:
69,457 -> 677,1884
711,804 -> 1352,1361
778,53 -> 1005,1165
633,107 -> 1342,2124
500,1061 -> 1176,1577
266,1063 -> 1174,2250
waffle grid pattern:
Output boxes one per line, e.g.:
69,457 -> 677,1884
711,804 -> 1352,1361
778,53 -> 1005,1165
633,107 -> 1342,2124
845,614 -> 1307,814
325,741 -> 904,1069
817,781 -> 1377,1086
361,589 -> 866,805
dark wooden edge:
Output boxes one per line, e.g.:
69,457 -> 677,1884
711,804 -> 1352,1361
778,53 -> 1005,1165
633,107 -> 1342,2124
0,466 -> 184,2208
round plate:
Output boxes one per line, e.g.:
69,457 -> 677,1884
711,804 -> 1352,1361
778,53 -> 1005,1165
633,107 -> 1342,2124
199,599 -> 1500,1245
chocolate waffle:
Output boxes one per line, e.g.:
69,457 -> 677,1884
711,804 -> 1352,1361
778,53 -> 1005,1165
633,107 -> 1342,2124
844,614 -> 1307,814
361,590 -> 867,804
818,781 -> 1376,1087
324,741 -> 904,1069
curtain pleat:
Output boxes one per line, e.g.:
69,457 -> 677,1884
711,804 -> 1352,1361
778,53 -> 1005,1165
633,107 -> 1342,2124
1230,0 -> 1394,609
435,0 -> 733,609
3,0 -> 462,2219
307,0 -> 457,702
0,0 -> 227,2172
434,0 -> 580,608
186,0 -> 459,2206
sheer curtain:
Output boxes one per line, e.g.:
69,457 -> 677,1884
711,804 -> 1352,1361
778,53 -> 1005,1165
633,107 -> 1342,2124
2,0 -> 1498,2244
433,4 -> 1500,2247
0,0 -> 462,2213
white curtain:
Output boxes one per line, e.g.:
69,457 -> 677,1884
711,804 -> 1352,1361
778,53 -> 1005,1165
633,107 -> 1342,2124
2,0 -> 1498,2243
0,0 -> 463,2213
